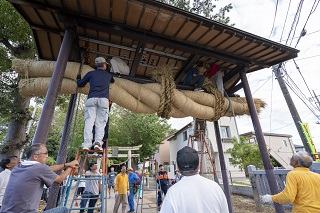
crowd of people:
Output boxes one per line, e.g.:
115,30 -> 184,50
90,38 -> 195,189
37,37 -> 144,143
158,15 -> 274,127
2,56 -> 320,213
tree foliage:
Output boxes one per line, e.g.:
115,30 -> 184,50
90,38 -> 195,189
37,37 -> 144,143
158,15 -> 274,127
227,136 -> 264,171
0,0 -> 36,158
108,105 -> 172,160
157,0 -> 233,25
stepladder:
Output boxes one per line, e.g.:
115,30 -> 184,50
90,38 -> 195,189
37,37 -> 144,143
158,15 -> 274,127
135,159 -> 160,213
59,148 -> 108,212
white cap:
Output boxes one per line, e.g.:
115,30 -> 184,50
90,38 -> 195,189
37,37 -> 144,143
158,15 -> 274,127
95,57 -> 106,64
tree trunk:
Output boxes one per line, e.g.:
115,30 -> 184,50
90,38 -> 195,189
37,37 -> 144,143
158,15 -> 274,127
0,91 -> 30,159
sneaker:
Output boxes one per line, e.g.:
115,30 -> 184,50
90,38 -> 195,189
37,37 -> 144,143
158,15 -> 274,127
194,88 -> 204,92
82,142 -> 92,150
94,143 -> 103,151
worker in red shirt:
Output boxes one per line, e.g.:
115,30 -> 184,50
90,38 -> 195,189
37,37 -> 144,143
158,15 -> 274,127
204,63 -> 224,94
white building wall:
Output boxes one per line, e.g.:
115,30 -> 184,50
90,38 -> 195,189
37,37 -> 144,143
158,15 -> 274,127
169,117 -> 246,182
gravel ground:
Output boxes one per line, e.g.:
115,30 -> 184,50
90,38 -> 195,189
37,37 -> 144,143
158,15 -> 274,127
232,194 -> 291,213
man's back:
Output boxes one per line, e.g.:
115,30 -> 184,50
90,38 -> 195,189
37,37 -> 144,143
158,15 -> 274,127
272,167 -> 320,212
160,174 -> 228,213
77,69 -> 113,99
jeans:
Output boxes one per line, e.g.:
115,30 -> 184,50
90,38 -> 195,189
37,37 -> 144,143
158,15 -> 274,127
80,191 -> 99,213
128,188 -> 135,211
157,184 -> 168,206
82,97 -> 109,147
187,75 -> 206,89
43,206 -> 68,213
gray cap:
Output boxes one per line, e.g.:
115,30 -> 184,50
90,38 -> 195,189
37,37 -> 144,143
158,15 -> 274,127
95,57 -> 107,64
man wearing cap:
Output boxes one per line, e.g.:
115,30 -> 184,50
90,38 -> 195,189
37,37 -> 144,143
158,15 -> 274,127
113,165 -> 129,213
127,168 -> 140,213
77,57 -> 115,151
156,164 -> 169,210
160,146 -> 229,213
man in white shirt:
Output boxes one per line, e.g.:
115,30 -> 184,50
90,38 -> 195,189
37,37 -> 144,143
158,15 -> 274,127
0,156 -> 19,208
80,162 -> 101,213
160,146 -> 229,213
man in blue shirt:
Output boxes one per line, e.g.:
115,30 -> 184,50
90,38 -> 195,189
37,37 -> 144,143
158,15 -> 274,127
183,63 -> 206,91
127,168 -> 140,213
77,57 -> 115,151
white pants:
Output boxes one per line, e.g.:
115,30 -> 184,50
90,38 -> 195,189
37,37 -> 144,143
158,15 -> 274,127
82,97 -> 109,147
210,70 -> 224,94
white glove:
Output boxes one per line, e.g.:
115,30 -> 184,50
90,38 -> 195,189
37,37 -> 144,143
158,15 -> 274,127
115,191 -> 118,197
260,194 -> 273,204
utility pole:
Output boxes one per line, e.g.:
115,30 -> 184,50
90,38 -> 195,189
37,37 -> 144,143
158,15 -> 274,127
273,64 -> 313,158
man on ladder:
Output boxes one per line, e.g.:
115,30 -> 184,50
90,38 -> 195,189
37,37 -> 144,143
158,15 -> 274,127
77,57 -> 115,151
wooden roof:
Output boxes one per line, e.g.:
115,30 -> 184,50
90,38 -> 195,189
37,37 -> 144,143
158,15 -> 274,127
9,0 -> 299,95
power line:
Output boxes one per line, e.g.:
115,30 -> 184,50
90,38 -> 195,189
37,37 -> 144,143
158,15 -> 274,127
252,76 -> 272,94
294,54 -> 320,61
292,59 -> 314,102
294,0 -> 320,47
280,0 -> 292,43
279,29 -> 320,42
269,0 -> 279,39
287,0 -> 304,46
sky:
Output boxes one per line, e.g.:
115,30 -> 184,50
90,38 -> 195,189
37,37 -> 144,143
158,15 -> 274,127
168,0 -> 320,149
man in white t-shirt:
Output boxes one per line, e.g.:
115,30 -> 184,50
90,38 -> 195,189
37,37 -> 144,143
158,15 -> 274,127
160,146 -> 229,213
80,162 -> 101,213
0,156 -> 19,209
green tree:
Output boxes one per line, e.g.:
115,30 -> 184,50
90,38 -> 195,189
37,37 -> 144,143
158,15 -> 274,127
108,105 -> 172,160
227,136 -> 264,173
157,0 -> 233,25
0,0 -> 36,159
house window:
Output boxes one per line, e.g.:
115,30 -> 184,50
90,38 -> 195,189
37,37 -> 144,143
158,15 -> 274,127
283,140 -> 288,147
249,137 -> 256,143
220,126 -> 230,138
183,131 -> 188,141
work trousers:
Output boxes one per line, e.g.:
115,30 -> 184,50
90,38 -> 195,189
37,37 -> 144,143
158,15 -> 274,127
113,194 -> 128,213
83,97 -> 109,147
128,188 -> 135,211
80,191 -> 99,213
157,184 -> 168,206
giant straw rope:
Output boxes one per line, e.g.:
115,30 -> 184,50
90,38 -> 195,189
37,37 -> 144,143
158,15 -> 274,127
13,59 -> 265,120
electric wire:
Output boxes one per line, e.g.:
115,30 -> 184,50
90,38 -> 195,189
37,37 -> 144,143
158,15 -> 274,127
252,75 -> 272,95
294,0 -> 320,48
269,71 -> 274,144
279,0 -> 292,43
287,0 -> 304,46
269,0 -> 279,39
292,59 -> 314,102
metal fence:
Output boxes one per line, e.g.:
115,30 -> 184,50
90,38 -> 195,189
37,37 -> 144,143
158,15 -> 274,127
247,162 -> 320,212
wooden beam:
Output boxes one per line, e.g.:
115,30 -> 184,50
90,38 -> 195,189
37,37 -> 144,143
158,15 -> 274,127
130,41 -> 146,76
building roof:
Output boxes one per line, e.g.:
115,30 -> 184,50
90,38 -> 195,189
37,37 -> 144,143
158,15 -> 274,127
240,131 -> 292,138
9,0 -> 299,95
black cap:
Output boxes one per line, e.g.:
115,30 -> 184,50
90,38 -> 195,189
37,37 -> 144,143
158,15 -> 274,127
159,164 -> 163,168
177,146 -> 199,175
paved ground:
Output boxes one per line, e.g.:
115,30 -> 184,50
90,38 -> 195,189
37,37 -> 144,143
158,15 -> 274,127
63,178 -> 160,213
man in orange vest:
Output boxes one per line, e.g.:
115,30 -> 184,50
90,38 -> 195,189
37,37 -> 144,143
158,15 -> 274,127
156,164 -> 169,210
